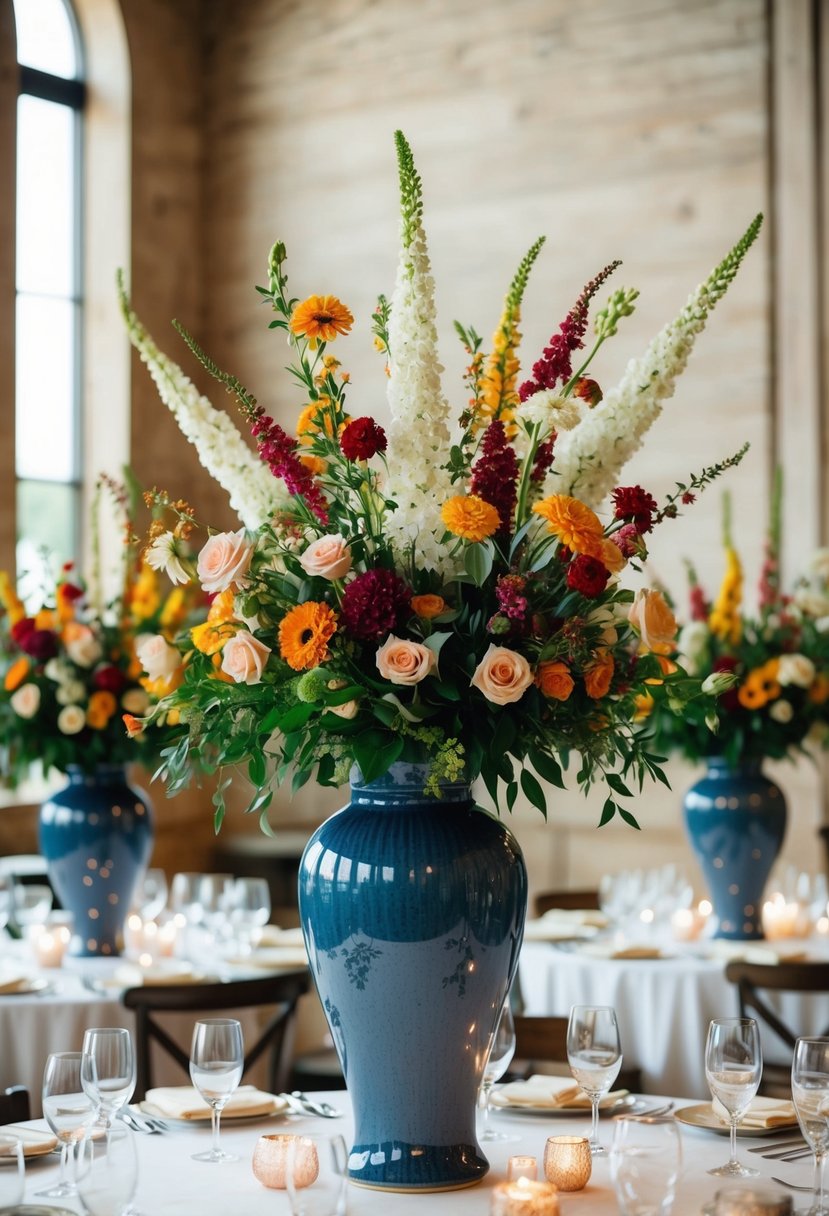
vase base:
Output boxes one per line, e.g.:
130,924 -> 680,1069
347,1140 -> 488,1192
349,1175 -> 486,1194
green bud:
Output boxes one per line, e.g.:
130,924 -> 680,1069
296,671 -> 327,703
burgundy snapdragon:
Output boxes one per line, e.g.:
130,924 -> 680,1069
470,421 -> 518,538
250,410 -> 329,524
339,569 -> 412,641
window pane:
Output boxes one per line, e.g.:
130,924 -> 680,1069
16,295 -> 77,481
16,480 -> 80,610
16,95 -> 75,297
12,0 -> 78,79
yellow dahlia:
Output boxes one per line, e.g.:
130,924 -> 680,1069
532,495 -> 604,555
289,296 -> 354,347
441,495 -> 501,542
278,601 -> 337,671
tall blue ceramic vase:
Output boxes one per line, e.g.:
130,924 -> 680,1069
682,757 -> 787,940
298,761 -> 528,1193
39,765 -> 154,957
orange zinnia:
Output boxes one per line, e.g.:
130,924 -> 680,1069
278,601 -> 337,671
532,495 -> 604,555
289,296 -> 354,347
441,495 -> 500,543
738,659 -> 781,710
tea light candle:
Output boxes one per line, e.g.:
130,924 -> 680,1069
490,1177 -> 559,1215
507,1155 -> 537,1181
32,924 -> 71,968
543,1135 -> 592,1192
712,1183 -> 793,1215
670,907 -> 702,942
762,894 -> 801,940
252,1134 -> 319,1190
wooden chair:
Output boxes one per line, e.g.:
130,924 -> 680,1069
0,1086 -> 30,1123
724,959 -> 829,1097
122,969 -> 310,1100
534,889 -> 600,917
512,1014 -> 642,1092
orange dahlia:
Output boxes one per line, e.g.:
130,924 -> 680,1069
532,495 -> 604,555
289,296 -> 354,347
278,601 -> 337,671
441,495 -> 500,542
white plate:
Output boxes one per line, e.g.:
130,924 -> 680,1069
0,977 -> 52,997
674,1103 -> 799,1138
136,1096 -> 291,1126
491,1093 -> 636,1117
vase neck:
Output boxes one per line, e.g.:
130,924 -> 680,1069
705,757 -> 765,778
350,762 -> 470,806
65,764 -> 128,784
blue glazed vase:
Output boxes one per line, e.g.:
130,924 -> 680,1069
39,765 -> 154,957
298,761 -> 528,1193
682,758 -> 787,940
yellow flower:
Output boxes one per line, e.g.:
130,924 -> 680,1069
130,564 -> 161,622
208,588 -> 237,625
738,658 -> 781,709
0,572 -> 26,625
441,495 -> 500,542
278,601 -> 337,671
191,619 -> 237,656
289,296 -> 354,347
532,495 -> 604,555
159,587 -> 188,633
87,690 -> 118,729
709,547 -> 743,646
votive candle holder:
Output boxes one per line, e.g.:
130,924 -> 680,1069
543,1135 -> 592,1192
490,1177 -> 559,1215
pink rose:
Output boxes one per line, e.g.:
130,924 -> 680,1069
376,635 -> 436,685
220,631 -> 272,685
135,634 -> 181,681
10,683 -> 40,719
470,644 -> 533,705
299,534 -> 352,580
197,529 -> 253,594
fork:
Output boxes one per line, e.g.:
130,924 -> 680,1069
283,1091 -> 342,1118
771,1177 -> 814,1192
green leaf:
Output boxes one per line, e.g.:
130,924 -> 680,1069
480,756 -> 500,809
506,781 -> 518,813
464,540 -> 494,587
606,773 -> 633,798
529,748 -> 565,790
598,798 -> 617,826
520,769 -> 548,818
618,807 -> 641,830
277,702 -> 316,733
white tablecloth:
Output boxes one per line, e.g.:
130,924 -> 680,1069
519,939 -> 829,1098
14,1089 -> 810,1215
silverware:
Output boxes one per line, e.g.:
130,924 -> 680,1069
280,1091 -> 342,1118
118,1109 -> 168,1134
771,1177 -> 814,1192
625,1101 -> 675,1119
748,1137 -> 806,1154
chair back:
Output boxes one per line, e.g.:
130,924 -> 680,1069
122,969 -> 310,1100
512,1014 -> 642,1092
534,889 -> 600,917
724,960 -> 829,1053
0,1086 -> 30,1123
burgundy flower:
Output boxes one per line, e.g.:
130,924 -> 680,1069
713,655 -> 740,711
566,554 -> 610,598
250,410 -> 329,524
93,664 -> 127,695
614,523 -> 647,560
58,582 -> 84,603
681,491 -> 696,505
531,435 -> 556,483
689,583 -> 709,622
611,486 -> 658,534
340,417 -> 387,461
10,618 -> 36,645
470,421 -> 518,538
495,574 -> 528,621
19,629 -> 59,661
339,569 -> 412,641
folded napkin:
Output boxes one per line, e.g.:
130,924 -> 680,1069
0,1124 -> 58,1156
0,974 -> 34,995
112,963 -> 207,988
707,942 -> 809,965
494,1074 -> 628,1110
227,946 -> 309,970
711,1096 -> 797,1129
522,919 -> 599,943
578,941 -> 664,960
258,925 -> 305,948
142,1084 -> 283,1121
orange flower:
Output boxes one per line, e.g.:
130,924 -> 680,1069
87,690 -> 118,729
633,691 -> 655,720
441,495 -> 500,543
191,619 -> 237,656
584,650 -> 615,699
34,608 -> 56,631
628,589 -> 678,656
809,674 -> 829,705
411,594 -> 446,620
208,588 -> 237,625
122,713 -> 144,738
300,454 -> 327,476
535,660 -> 575,701
4,657 -> 30,692
532,495 -> 604,555
278,601 -> 337,671
0,572 -> 26,626
289,296 -> 354,347
738,659 -> 781,710
598,538 -> 626,574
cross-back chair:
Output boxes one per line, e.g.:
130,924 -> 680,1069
0,1086 -> 30,1123
533,890 -> 600,917
512,1014 -> 642,1092
121,968 -> 310,1100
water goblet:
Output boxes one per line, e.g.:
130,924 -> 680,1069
285,1132 -> 349,1216
0,1135 -> 24,1209
479,998 -> 519,1143
13,880 -> 53,934
189,1017 -> 244,1162
228,877 -> 271,954
133,867 -> 168,922
39,1050 -> 96,1198
610,1114 -> 683,1215
705,1016 -> 762,1177
81,1026 -> 136,1129
791,1035 -> 829,1215
566,1004 -> 623,1155
76,1122 -> 138,1216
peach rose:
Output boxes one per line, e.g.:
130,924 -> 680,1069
197,529 -> 254,594
65,626 -> 103,668
57,705 -> 85,734
584,650 -> 615,699
220,631 -> 272,685
535,660 -> 575,701
376,636 -> 436,685
135,634 -> 181,682
471,644 -> 533,706
10,683 -> 40,719
299,534 -> 352,580
328,699 -> 360,719
627,589 -> 677,655
121,688 -> 150,715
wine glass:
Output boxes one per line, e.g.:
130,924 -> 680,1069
39,1051 -> 96,1198
610,1114 -> 683,1215
76,1123 -> 138,1216
479,998 -> 519,1142
566,1004 -> 623,1155
189,1017 -> 244,1163
704,1016 -> 762,1177
133,868 -> 168,922
0,1135 -> 24,1210
228,877 -> 271,954
791,1036 -> 829,1214
13,881 -> 53,934
81,1027 -> 136,1129
198,873 -> 235,947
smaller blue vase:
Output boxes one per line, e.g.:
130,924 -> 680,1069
682,758 -> 787,940
39,765 -> 154,957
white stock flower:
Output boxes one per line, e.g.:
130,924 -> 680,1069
146,531 -> 191,585
777,653 -> 815,688
515,390 -> 584,434
57,705 -> 85,734
769,699 -> 794,723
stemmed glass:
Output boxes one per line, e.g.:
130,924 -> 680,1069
704,1016 -> 762,1177
791,1036 -> 829,1215
189,1017 -> 244,1163
81,1027 -> 137,1129
39,1051 -> 96,1199
228,877 -> 271,954
13,881 -> 53,935
566,1004 -> 623,1155
76,1122 -> 139,1216
479,999 -> 519,1142
133,868 -> 168,922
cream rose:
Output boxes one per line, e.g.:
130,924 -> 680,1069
65,629 -> 103,668
57,705 -> 85,735
220,631 -> 272,685
56,680 -> 85,705
135,634 -> 181,682
376,636 -> 436,686
777,653 -> 816,688
121,688 -> 150,715
328,699 -> 360,719
197,528 -> 254,594
769,698 -> 794,723
10,683 -> 40,719
794,587 -> 829,618
470,644 -> 533,706
299,534 -> 352,580
627,589 -> 678,654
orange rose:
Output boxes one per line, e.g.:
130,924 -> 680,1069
411,595 -> 446,620
627,589 -> 677,655
584,650 -> 614,699
471,645 -> 534,706
535,660 -> 575,701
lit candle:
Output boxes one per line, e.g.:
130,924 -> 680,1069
543,1135 -> 592,1192
507,1155 -> 537,1181
762,894 -> 801,940
33,925 -> 71,968
252,1134 -> 319,1190
671,908 -> 701,942
490,1177 -> 559,1215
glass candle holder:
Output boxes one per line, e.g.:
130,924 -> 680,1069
507,1156 -> 538,1182
252,1134 -> 306,1189
543,1135 -> 592,1192
490,1177 -> 560,1215
712,1186 -> 793,1216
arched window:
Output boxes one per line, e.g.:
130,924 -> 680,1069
12,0 -> 85,598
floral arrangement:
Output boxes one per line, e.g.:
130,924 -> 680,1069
120,132 -> 759,830
0,478 -> 198,784
649,477 -> 829,765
